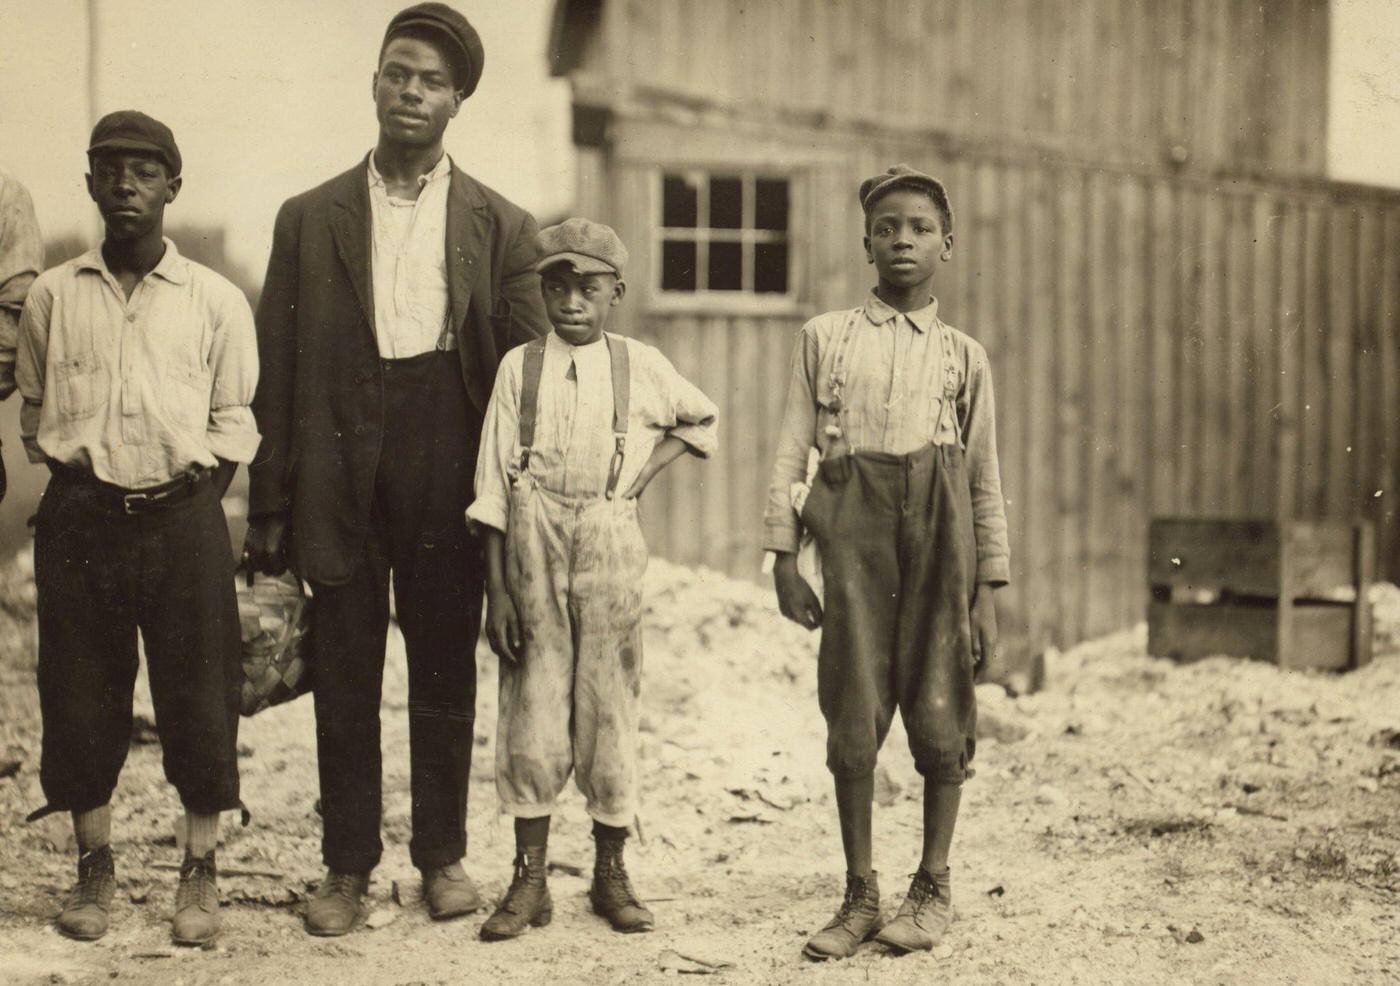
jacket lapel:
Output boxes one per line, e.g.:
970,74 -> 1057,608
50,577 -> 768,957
447,164 -> 490,338
330,161 -> 375,333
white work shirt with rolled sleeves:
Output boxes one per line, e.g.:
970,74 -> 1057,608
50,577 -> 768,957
367,151 -> 453,358
15,239 -> 261,489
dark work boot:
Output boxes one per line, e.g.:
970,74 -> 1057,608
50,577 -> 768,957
171,850 -> 221,946
56,846 -> 116,941
874,866 -> 952,953
421,861 -> 482,921
802,871 -> 882,961
589,834 -> 653,933
303,870 -> 369,937
479,847 -> 551,941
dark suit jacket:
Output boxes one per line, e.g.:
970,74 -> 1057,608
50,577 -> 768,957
248,157 -> 551,584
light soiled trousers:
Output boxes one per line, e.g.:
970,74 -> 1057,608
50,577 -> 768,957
496,479 -> 648,827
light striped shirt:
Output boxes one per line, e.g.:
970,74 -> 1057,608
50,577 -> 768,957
468,331 -> 719,533
763,291 -> 1010,584
367,151 -> 452,358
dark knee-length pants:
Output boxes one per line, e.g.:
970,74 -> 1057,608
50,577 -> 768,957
34,472 -> 242,817
801,442 -> 977,784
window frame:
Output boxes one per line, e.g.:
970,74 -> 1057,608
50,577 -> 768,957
649,167 -> 803,315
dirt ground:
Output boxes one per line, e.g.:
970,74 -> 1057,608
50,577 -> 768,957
1,548 -> 1398,986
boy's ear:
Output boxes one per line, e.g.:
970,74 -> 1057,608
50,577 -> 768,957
84,172 -> 95,203
610,278 -> 627,306
166,175 -> 182,204
863,234 -> 873,264
371,70 -> 379,101
941,232 -> 954,262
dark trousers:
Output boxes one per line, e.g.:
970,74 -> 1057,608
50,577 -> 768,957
800,443 -> 978,784
34,473 -> 241,816
311,350 -> 484,874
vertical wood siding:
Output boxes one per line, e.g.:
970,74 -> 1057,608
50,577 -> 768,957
609,148 -> 1400,651
580,0 -> 1329,177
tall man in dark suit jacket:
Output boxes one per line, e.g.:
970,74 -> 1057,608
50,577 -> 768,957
243,2 -> 550,937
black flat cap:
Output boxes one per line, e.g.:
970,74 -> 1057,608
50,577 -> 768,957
382,2 -> 484,98
859,164 -> 954,232
87,110 -> 182,178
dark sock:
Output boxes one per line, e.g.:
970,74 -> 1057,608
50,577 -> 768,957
592,820 -> 629,842
515,815 -> 550,851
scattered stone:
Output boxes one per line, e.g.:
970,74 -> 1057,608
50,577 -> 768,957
658,947 -> 733,974
987,884 -> 1005,897
365,908 -> 397,930
1035,784 -> 1069,808
1357,777 -> 1379,794
0,759 -> 20,779
547,860 -> 584,878
873,765 -> 902,807
1185,928 -> 1205,944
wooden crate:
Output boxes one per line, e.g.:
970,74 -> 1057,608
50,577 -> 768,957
1147,518 -> 1375,671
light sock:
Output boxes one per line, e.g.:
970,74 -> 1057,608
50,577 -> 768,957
72,805 -> 112,853
184,811 -> 220,857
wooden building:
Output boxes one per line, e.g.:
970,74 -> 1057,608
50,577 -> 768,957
547,0 -> 1400,653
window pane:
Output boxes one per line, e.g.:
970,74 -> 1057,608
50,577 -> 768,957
709,176 -> 743,229
754,242 -> 789,294
661,240 -> 697,291
708,241 -> 742,291
754,179 -> 789,231
662,174 -> 699,228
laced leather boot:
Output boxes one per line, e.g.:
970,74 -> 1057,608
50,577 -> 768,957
421,860 -> 482,921
802,871 -> 882,961
171,850 -> 221,946
589,835 -> 653,933
304,870 -> 369,937
57,846 -> 116,941
479,847 -> 551,940
874,866 -> 951,953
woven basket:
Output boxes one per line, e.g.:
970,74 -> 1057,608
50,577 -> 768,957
237,570 -> 313,717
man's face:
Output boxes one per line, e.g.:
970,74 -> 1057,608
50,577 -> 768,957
85,152 -> 179,242
863,188 -> 952,291
541,265 -> 624,346
374,36 -> 461,147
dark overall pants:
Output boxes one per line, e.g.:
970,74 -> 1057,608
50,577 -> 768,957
34,468 -> 242,817
310,349 -> 483,874
800,443 -> 978,784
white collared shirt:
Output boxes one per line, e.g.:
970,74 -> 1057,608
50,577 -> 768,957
367,151 -> 452,359
15,239 -> 261,488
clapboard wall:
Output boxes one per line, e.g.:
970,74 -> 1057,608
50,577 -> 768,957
548,0 -> 1400,651
594,130 -> 1400,651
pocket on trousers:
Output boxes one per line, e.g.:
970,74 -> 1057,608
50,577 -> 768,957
54,353 -> 106,419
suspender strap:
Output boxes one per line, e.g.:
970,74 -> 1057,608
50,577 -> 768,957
604,335 -> 630,498
516,337 -> 547,471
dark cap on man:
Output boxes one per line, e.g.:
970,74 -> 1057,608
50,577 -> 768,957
87,110 -> 182,178
382,2 -> 485,98
535,218 -> 628,277
859,163 -> 953,232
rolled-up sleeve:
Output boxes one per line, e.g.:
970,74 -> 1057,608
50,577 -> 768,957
0,177 -> 44,401
205,283 -> 261,463
962,344 -> 1010,585
466,352 -> 521,534
762,322 -> 820,555
15,276 -> 52,463
649,348 -> 718,458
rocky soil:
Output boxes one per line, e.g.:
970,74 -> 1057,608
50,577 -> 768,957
1,549 -> 1397,986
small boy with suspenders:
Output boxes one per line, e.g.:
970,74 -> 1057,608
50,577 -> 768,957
765,165 -> 1010,960
468,219 -> 718,940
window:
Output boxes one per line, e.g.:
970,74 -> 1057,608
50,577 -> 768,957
657,171 -> 792,301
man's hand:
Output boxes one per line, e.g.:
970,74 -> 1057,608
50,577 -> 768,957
485,582 -> 523,663
242,513 -> 289,576
773,552 -> 822,630
971,583 -> 1000,677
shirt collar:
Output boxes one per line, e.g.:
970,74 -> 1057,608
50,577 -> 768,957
75,238 -> 189,286
863,291 -> 940,333
547,330 -> 608,356
367,150 -> 452,191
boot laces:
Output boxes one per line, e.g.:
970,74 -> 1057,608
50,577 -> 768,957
71,849 -> 113,908
828,874 -> 872,928
321,872 -> 363,903
597,856 -> 641,908
177,854 -> 217,911
501,853 -> 543,914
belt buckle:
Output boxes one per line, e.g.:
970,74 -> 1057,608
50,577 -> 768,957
122,491 -> 151,515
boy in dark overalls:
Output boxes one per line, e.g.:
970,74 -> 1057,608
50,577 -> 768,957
14,112 -> 260,946
764,165 -> 1010,960
468,219 -> 718,940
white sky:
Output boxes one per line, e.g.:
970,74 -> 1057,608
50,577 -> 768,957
0,0 -> 1396,278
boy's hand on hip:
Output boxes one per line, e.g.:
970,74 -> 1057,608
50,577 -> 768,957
485,583 -> 523,664
971,584 -> 999,677
774,553 -> 822,630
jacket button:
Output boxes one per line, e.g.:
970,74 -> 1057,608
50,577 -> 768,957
353,424 -> 364,436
